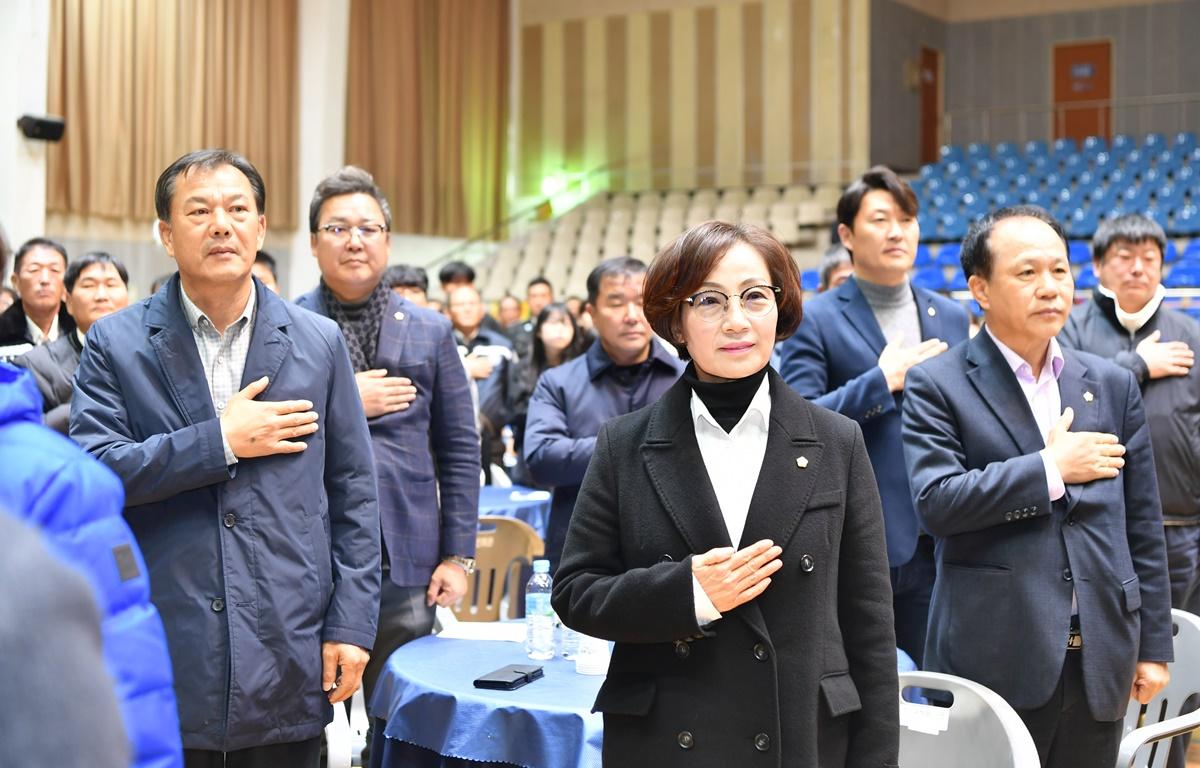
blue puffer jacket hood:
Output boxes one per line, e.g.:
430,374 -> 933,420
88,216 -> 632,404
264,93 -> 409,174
0,363 -> 183,768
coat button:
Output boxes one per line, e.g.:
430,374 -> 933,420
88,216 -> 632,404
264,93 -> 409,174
1062,568 -> 1073,582
754,732 -> 771,752
1067,515 -> 1076,526
677,731 -> 694,749
800,554 -> 815,573
1004,512 -> 1013,521
211,598 -> 225,612
674,640 -> 690,659
223,513 -> 236,528
753,643 -> 768,661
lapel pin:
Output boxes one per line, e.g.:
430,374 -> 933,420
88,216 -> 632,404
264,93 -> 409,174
796,456 -> 809,469
1083,391 -> 1094,403
394,311 -> 405,321
927,306 -> 937,317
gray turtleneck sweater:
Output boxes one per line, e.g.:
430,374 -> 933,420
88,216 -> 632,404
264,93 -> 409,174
856,276 -> 921,347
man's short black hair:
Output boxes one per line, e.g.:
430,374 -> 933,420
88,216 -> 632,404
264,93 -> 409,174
155,149 -> 266,222
438,261 -> 476,286
818,245 -> 851,290
585,257 -> 646,306
65,252 -> 129,293
14,237 -> 69,274
383,264 -> 429,292
960,205 -> 1068,280
1092,213 -> 1167,264
528,276 -> 552,292
254,250 -> 278,278
308,166 -> 392,234
836,165 -> 919,233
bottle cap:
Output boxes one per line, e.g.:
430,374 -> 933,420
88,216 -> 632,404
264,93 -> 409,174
533,559 -> 550,573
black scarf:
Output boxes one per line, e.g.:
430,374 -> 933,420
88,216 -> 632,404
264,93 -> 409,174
320,280 -> 392,372
683,361 -> 769,433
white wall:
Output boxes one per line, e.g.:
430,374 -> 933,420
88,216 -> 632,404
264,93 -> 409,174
0,0 -> 51,275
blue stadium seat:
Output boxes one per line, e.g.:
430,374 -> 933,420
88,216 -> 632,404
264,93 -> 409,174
1063,154 -> 1086,176
967,142 -> 990,160
1076,170 -> 1101,191
1174,206 -> 1200,236
1014,173 -> 1037,192
999,155 -> 1022,173
1067,209 -> 1100,239
1108,167 -> 1128,188
951,176 -> 972,193
1024,140 -> 1049,158
995,142 -> 1020,159
1093,151 -> 1114,169
1144,132 -> 1166,151
1142,166 -> 1164,187
1075,265 -> 1099,289
1144,207 -> 1169,229
1182,239 -> 1200,262
1164,240 -> 1179,263
1174,165 -> 1195,186
983,174 -> 1007,191
1111,134 -> 1136,156
937,243 -> 962,267
1125,149 -> 1149,174
939,213 -> 968,241
1082,135 -> 1107,154
924,176 -> 944,193
1122,185 -> 1152,210
919,164 -> 939,180
940,145 -> 966,163
1024,189 -> 1046,207
912,267 -> 949,292
801,269 -> 820,292
1052,137 -> 1077,157
945,160 -> 966,179
1156,183 -> 1184,210
1164,264 -> 1200,288
1173,132 -> 1197,152
990,190 -> 1014,209
948,272 -> 969,292
1068,240 -> 1092,264
971,157 -> 996,177
914,244 -> 934,267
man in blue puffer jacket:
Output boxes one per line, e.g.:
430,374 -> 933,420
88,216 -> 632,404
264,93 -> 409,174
0,361 -> 183,768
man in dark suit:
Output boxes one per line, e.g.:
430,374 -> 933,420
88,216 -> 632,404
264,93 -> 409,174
14,251 -> 129,433
296,166 -> 480,707
778,166 -> 969,664
901,205 -> 1173,768
0,237 -> 76,358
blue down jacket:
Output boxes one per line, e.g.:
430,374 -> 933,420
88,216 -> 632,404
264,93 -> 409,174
0,363 -> 183,767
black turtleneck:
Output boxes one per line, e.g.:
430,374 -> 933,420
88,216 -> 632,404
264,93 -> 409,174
683,362 -> 769,433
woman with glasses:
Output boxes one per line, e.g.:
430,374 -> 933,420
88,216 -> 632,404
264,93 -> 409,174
552,220 -> 899,767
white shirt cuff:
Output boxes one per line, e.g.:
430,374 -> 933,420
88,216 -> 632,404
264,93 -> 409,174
1039,448 -> 1065,501
692,573 -> 722,626
220,425 -> 239,467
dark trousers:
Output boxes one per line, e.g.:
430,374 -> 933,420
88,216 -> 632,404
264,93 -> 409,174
183,736 -> 321,768
1015,650 -> 1123,768
890,534 -> 935,667
361,577 -> 436,709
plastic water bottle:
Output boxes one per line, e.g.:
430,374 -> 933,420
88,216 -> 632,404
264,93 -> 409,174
559,619 -> 580,660
524,560 -> 555,660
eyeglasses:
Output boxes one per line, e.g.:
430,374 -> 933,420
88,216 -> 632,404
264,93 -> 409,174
684,285 -> 781,323
318,224 -> 388,243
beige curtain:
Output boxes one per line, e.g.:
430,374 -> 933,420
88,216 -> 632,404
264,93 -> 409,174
346,0 -> 509,238
46,0 -> 298,229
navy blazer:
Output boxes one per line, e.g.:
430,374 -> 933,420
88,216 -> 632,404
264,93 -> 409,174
777,276 -> 969,567
297,287 -> 480,586
71,276 -> 380,751
901,330 -> 1174,720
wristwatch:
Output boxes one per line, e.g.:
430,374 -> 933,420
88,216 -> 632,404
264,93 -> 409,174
443,555 -> 477,574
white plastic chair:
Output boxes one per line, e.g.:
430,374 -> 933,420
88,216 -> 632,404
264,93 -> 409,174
1118,609 -> 1200,768
898,670 -> 1041,768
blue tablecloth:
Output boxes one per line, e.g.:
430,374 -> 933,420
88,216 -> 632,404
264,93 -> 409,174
369,635 -> 604,768
478,485 -> 552,541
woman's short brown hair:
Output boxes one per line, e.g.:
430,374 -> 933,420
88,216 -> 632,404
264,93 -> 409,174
644,220 -> 803,359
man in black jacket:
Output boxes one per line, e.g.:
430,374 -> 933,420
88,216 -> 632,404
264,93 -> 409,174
0,237 -> 76,359
1060,213 -> 1199,615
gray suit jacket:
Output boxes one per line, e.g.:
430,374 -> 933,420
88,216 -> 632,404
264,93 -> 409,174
13,331 -> 81,433
902,330 -> 1174,720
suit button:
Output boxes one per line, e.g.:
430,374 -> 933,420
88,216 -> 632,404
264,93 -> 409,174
677,731 -> 694,749
223,513 -> 236,528
211,598 -> 225,612
674,640 -> 690,659
1005,512 -> 1013,521
1067,515 -> 1076,526
754,732 -> 771,752
659,554 -> 674,563
800,554 -> 815,573
1062,569 -> 1073,582
753,643 -> 768,661
1032,506 -> 1038,512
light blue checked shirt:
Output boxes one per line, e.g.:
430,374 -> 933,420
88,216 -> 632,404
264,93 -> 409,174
179,283 -> 257,466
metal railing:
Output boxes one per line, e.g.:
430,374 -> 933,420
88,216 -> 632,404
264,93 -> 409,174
942,93 -> 1200,148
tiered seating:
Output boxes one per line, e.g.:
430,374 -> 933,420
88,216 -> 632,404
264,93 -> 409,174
478,183 -> 843,300
914,132 -> 1200,241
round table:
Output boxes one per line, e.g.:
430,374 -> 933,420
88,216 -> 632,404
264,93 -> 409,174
478,485 -> 552,541
368,634 -> 604,768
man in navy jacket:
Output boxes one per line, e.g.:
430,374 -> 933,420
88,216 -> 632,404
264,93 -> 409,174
72,151 -> 380,764
778,166 -> 968,664
902,206 -> 1172,768
296,166 -> 480,707
525,257 -> 683,570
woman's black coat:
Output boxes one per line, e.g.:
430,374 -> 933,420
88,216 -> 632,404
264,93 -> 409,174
552,370 -> 900,767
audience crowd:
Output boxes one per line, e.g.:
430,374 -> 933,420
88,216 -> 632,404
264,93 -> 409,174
1,149 -> 1197,768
